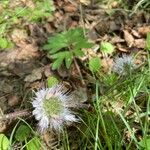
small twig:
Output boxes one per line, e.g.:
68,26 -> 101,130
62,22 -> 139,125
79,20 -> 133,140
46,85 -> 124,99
73,58 -> 86,86
0,109 -> 32,121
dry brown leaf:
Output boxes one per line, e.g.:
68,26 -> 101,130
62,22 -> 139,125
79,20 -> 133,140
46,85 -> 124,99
101,58 -> 113,73
63,3 -> 77,12
7,44 -> 39,62
42,131 -> 57,149
111,1 -> 119,8
80,0 -> 90,5
111,36 -> 125,44
8,95 -> 20,107
0,116 -> 6,133
134,39 -> 146,49
11,29 -> 28,46
24,68 -> 43,82
44,65 -> 53,77
26,81 -> 44,89
138,26 -> 150,36
123,30 -> 134,47
131,29 -> 141,38
116,43 -> 128,52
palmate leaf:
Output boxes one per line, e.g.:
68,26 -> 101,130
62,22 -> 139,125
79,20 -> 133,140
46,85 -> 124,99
66,27 -> 84,44
43,27 -> 93,70
43,33 -> 68,54
72,49 -> 84,57
51,51 -> 68,59
52,51 -> 73,70
65,52 -> 73,69
74,38 -> 93,50
52,57 -> 64,70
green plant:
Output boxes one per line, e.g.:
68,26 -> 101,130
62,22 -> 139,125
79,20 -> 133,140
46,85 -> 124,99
89,57 -> 101,73
43,28 -> 93,70
0,134 -> 10,150
100,41 -> 115,54
146,32 -> 150,51
47,76 -> 59,88
3,119 -> 44,150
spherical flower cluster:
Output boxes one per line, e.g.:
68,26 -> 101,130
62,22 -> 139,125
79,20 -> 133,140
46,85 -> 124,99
32,84 -> 78,133
112,55 -> 136,75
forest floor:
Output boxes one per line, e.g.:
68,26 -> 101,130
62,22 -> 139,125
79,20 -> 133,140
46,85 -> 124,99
0,0 -> 150,149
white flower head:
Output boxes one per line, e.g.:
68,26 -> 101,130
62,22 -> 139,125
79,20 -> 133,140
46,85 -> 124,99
112,55 -> 136,75
32,84 -> 78,133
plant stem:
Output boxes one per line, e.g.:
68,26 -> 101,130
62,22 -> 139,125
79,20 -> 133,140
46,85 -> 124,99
73,58 -> 86,86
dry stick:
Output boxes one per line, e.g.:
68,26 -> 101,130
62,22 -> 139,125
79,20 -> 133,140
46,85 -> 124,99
74,2 -> 86,86
0,109 -> 32,121
73,58 -> 86,86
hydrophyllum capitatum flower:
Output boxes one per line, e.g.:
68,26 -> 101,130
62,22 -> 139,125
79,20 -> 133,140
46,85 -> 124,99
32,84 -> 78,133
112,55 -> 136,75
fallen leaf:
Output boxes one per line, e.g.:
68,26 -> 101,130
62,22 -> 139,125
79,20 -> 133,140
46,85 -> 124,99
63,3 -> 77,12
101,58 -> 113,73
80,0 -> 90,5
7,44 -> 40,61
68,87 -> 88,107
123,30 -> 134,47
11,29 -> 28,47
111,36 -> 125,44
8,95 -> 20,107
44,65 -> 53,77
138,26 -> 150,36
116,43 -> 128,52
24,68 -> 43,82
111,1 -> 119,8
131,29 -> 141,38
134,39 -> 146,49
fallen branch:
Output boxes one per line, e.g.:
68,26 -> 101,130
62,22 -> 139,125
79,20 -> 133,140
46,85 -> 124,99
0,109 -> 32,121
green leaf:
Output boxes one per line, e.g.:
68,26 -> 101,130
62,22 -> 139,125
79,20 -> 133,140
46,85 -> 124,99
139,138 -> 150,150
100,41 -> 114,54
47,76 -> 59,88
65,52 -> 73,69
66,28 -> 84,43
0,38 -> 8,49
89,57 -> 101,73
74,39 -> 93,50
15,125 -> 31,142
0,134 -> 9,150
43,27 -> 93,70
26,137 -> 41,150
43,34 -> 68,53
73,49 -> 84,57
52,57 -> 64,70
51,51 -> 67,59
146,32 -> 150,50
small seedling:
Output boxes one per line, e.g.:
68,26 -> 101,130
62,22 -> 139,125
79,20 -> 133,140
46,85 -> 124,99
100,41 -> 114,54
43,28 -> 93,70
